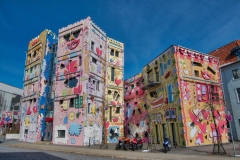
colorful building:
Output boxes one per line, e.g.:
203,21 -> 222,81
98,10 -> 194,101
104,38 -> 124,143
52,17 -> 124,146
0,82 -> 22,135
140,45 -> 228,147
20,30 -> 57,142
124,73 -> 149,142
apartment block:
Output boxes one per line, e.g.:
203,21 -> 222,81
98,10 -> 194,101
52,17 -> 124,146
20,30 -> 57,142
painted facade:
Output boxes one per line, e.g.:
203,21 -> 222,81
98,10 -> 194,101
52,17 -> 124,146
124,73 -> 149,142
20,30 -> 57,142
0,83 -> 22,135
104,38 -> 124,143
141,45 -> 228,147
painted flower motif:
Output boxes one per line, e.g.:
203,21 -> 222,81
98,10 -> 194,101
68,112 -> 75,121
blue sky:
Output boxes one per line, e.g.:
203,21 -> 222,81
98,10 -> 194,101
0,0 -> 240,89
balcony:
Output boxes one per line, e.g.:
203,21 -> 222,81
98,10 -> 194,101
141,79 -> 161,90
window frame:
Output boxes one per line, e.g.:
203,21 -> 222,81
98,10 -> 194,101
232,69 -> 240,79
58,130 -> 66,138
110,49 -> 114,56
236,88 -> 240,103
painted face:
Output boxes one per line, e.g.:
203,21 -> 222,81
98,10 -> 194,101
67,35 -> 80,50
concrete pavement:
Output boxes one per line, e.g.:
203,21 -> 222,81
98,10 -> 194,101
1,138 -> 240,160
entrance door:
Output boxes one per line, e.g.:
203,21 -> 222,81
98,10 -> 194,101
170,123 -> 176,145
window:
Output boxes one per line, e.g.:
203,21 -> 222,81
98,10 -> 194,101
64,34 -> 70,41
88,103 -> 91,114
113,91 -> 118,99
196,83 -> 208,102
115,94 -> 120,101
136,81 -> 140,86
111,67 -> 115,81
88,78 -> 91,83
30,67 -> 33,73
92,80 -> 95,85
70,98 -> 74,108
207,66 -> 216,75
194,70 -> 199,77
110,49 -> 114,56
155,67 -> 159,82
24,129 -> 28,134
79,56 -> 82,66
144,104 -> 148,110
150,91 -> 158,98
96,81 -> 100,91
132,110 -> 135,116
60,64 -> 65,69
232,69 -> 240,79
147,70 -> 152,83
92,57 -> 97,64
210,85 -> 219,102
167,84 -> 174,103
109,107 -> 112,121
125,87 -> 128,92
138,108 -> 142,114
131,84 -> 134,89
91,41 -> 95,51
116,107 -> 120,114
115,51 -> 119,57
58,130 -> 65,138
193,62 -> 202,67
100,45 -> 102,49
33,51 -> 37,58
108,90 -> 112,95
237,88 -> 240,102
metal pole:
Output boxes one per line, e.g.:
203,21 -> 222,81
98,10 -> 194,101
228,111 -> 236,157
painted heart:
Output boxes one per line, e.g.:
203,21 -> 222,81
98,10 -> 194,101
26,107 -> 31,115
105,122 -> 110,129
198,122 -> 207,133
32,106 -> 37,114
115,78 -> 121,86
96,47 -> 102,56
74,85 -> 82,94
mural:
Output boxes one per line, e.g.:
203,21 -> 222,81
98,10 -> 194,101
140,45 -> 227,147
20,29 -> 57,143
142,46 -> 179,145
53,17 -> 111,146
104,38 -> 124,143
176,46 -> 227,146
124,73 -> 149,142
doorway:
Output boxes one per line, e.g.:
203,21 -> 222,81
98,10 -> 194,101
170,123 -> 176,145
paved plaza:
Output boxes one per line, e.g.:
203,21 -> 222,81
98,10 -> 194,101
1,137 -> 240,160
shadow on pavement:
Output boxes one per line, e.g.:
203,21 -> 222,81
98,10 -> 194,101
0,152 -> 65,160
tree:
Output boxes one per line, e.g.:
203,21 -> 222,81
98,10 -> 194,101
204,82 -> 226,154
